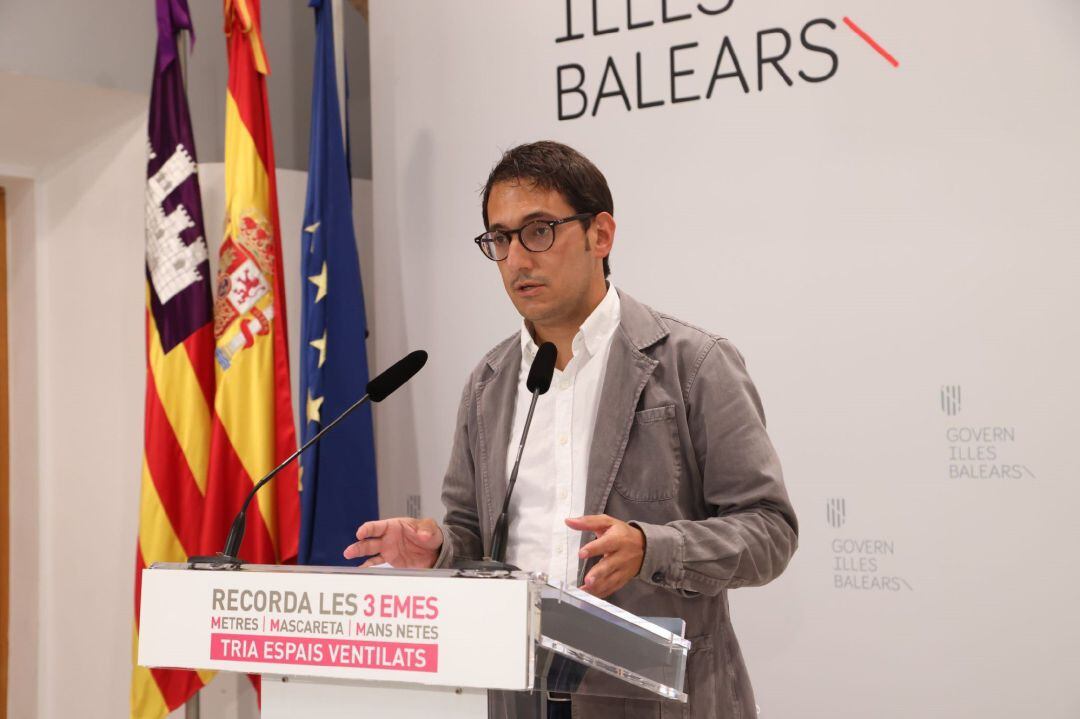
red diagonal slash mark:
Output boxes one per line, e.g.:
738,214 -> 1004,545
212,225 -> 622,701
843,16 -> 899,68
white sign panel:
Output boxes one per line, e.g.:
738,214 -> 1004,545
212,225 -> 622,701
137,566 -> 532,690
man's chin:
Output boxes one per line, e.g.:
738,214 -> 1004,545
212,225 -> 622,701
512,299 -> 554,326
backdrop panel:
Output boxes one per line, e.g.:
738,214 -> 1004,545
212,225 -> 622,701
368,2 -> 1080,716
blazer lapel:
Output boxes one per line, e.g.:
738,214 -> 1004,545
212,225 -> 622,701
474,340 -> 520,550
584,328 -> 659,517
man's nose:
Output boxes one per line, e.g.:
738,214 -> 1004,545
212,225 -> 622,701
504,234 -> 534,272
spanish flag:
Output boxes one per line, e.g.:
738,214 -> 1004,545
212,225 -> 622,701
133,0 -> 215,715
201,0 -> 300,567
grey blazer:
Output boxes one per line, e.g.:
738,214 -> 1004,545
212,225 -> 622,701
436,289 -> 798,719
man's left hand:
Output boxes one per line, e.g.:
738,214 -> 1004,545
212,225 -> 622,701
565,514 -> 645,599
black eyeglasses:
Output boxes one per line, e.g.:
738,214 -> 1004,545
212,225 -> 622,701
473,213 -> 595,261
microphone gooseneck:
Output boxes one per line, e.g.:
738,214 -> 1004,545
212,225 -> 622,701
458,342 -> 557,571
189,350 -> 428,569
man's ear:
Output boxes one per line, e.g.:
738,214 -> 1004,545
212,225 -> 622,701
592,212 -> 615,259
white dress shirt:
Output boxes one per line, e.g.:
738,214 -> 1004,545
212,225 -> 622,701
504,285 -> 621,585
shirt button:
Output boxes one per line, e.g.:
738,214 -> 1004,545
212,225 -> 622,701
651,571 -> 664,583
558,488 -> 568,501
560,379 -> 571,390
559,435 -> 568,446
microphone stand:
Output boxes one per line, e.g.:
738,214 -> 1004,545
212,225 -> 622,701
188,391 -> 372,569
455,385 -> 543,573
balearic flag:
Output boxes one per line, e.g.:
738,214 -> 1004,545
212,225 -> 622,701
133,0 -> 214,715
200,0 -> 299,567
298,0 -> 379,566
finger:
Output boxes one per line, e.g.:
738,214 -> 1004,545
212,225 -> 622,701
589,573 -> 628,599
585,562 -> 631,599
359,554 -> 386,568
583,556 -> 617,590
578,532 -> 623,560
355,519 -> 389,540
565,514 -> 614,532
343,537 -> 382,559
347,537 -> 383,558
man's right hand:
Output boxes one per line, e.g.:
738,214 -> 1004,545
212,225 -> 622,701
343,517 -> 443,569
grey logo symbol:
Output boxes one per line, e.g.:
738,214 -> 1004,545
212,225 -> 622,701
406,494 -> 421,519
826,498 -> 846,529
940,385 -> 961,416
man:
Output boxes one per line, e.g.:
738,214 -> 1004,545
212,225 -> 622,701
345,141 -> 798,718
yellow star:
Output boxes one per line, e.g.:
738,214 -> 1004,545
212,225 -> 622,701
309,330 -> 327,368
304,222 -> 320,254
308,262 -> 328,302
306,390 -> 324,425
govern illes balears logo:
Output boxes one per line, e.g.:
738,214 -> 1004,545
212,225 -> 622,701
939,385 -> 1037,480
940,385 -> 961,416
826,497 -> 846,529
826,499 -> 914,593
551,0 -> 899,120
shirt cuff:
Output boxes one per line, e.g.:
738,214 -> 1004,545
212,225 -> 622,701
628,520 -> 684,589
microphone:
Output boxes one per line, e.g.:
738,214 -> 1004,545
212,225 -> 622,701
458,342 -> 557,571
189,350 -> 428,569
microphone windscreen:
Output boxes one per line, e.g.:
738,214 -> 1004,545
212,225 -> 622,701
526,342 -> 558,394
367,350 -> 428,402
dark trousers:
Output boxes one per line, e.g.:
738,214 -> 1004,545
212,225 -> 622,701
547,699 -> 572,719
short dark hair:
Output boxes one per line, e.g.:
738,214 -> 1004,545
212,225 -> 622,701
481,140 -> 613,277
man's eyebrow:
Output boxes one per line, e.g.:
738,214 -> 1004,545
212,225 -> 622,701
490,210 -> 555,230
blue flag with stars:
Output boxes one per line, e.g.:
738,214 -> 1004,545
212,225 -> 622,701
298,0 -> 377,565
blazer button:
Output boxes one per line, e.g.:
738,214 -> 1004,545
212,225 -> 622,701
651,571 -> 664,583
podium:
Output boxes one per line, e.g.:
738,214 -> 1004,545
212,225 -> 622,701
138,563 -> 689,717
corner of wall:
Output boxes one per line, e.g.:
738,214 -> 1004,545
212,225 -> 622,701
2,174 -> 40,719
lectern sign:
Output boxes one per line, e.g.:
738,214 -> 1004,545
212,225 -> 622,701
208,587 -> 440,672
138,566 -> 533,689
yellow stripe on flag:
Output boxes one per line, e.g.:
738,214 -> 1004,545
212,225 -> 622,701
224,94 -> 271,222
147,294 -> 211,494
131,627 -> 169,719
216,91 -> 281,553
213,334 -> 279,549
137,458 -> 187,565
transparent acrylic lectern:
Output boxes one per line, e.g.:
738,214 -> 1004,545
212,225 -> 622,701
137,564 -> 689,718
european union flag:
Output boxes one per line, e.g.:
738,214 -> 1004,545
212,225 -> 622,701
298,0 -> 377,565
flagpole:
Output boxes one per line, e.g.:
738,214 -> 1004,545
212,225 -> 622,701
178,29 -> 189,92
174,22 -> 205,719
332,0 -> 346,146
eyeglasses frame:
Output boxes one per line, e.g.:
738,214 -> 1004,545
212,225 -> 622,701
473,212 -> 596,261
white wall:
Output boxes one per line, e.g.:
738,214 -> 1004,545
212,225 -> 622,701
0,0 -> 376,178
2,73 -> 376,717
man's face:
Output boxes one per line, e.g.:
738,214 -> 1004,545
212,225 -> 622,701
485,180 -> 608,328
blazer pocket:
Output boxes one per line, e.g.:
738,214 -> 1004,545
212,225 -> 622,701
613,404 -> 682,502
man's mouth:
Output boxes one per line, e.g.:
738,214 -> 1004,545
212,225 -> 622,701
515,280 -> 544,295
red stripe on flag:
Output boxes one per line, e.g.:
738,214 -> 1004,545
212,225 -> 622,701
143,373 -> 204,555
202,432 -> 279,561
150,665 -> 203,710
134,545 -> 146,631
182,324 -> 216,411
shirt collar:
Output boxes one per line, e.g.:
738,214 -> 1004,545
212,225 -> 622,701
519,283 -> 621,362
